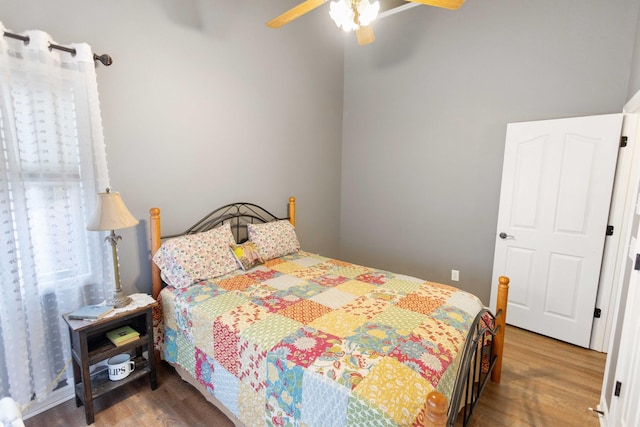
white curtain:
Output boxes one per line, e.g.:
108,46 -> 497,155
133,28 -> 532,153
0,22 -> 113,412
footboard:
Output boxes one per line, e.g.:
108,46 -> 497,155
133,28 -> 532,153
441,276 -> 510,426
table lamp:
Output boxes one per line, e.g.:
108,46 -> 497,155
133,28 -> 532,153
87,188 -> 139,308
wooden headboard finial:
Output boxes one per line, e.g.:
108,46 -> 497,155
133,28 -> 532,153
288,196 -> 296,226
150,208 -> 161,299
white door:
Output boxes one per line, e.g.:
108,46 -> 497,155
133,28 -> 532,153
490,114 -> 623,347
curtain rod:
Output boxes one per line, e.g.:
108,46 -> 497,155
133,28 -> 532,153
3,31 -> 113,66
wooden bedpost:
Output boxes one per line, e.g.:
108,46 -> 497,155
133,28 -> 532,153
288,196 -> 296,226
150,208 -> 162,299
491,276 -> 510,383
425,391 -> 448,427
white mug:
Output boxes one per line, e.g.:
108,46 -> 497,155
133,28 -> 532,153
107,353 -> 135,381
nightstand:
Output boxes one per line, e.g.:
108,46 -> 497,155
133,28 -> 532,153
63,303 -> 158,424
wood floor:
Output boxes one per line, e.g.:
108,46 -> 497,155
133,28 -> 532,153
24,326 -> 606,427
459,326 -> 606,427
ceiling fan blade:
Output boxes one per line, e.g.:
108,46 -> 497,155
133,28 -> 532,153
406,0 -> 465,10
356,25 -> 375,45
266,0 -> 328,28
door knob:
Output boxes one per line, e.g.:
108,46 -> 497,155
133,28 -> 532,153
499,232 -> 514,239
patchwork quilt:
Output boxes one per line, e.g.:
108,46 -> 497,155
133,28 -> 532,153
159,251 -> 485,426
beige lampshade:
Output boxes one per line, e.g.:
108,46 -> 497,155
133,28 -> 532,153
87,189 -> 139,231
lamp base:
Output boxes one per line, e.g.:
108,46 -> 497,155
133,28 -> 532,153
112,289 -> 132,309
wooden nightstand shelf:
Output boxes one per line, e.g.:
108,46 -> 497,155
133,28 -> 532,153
63,303 -> 158,424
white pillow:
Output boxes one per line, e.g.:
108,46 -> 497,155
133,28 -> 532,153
152,223 -> 237,288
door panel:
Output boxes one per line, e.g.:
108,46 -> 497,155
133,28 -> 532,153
491,114 -> 623,347
504,247 -> 534,307
512,137 -> 544,228
544,253 -> 580,318
556,136 -> 597,232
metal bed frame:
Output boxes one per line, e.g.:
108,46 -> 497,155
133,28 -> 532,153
449,308 -> 503,426
161,201 -> 288,244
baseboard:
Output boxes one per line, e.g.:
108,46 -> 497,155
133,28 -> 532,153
21,384 -> 74,420
597,403 -> 608,427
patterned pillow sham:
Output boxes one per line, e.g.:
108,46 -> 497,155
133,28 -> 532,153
247,220 -> 300,261
230,241 -> 264,271
152,222 -> 237,288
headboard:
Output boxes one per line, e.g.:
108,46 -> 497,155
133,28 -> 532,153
149,197 -> 296,299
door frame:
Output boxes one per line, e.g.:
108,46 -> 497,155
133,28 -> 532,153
590,113 -> 638,351
598,88 -> 640,424
591,93 -> 640,352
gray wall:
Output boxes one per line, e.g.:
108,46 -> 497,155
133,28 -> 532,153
0,0 -> 345,296
340,0 -> 640,303
3,0 -> 640,305
627,1 -> 640,99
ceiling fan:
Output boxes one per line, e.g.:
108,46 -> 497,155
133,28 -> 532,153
266,0 -> 464,46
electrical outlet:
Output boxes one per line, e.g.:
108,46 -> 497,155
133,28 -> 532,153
451,270 -> 459,281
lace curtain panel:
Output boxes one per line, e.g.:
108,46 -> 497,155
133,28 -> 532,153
0,22 -> 112,413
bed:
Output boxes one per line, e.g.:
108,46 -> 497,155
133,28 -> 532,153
149,197 -> 509,427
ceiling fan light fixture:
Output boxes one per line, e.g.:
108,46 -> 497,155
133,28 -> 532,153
357,0 -> 380,26
330,0 -> 379,32
330,0 -> 358,31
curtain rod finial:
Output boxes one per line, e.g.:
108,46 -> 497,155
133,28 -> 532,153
93,53 -> 113,66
